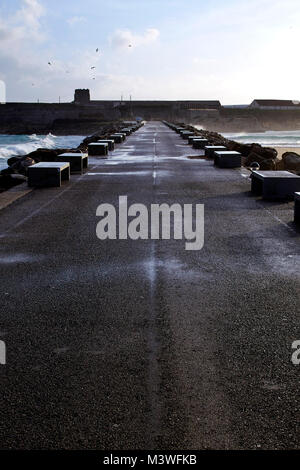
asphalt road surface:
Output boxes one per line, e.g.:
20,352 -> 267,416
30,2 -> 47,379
0,121 -> 299,450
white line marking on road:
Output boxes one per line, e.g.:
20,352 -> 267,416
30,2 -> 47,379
146,125 -> 161,444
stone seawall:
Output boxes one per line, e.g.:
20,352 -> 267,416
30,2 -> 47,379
2,101 -> 300,134
0,103 -> 121,134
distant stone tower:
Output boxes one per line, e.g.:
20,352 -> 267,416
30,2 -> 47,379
74,89 -> 90,104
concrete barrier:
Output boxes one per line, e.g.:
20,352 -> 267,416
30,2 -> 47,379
28,162 -> 70,187
188,135 -> 199,144
88,143 -> 108,156
251,171 -> 300,200
120,128 -> 132,136
192,139 -> 209,149
114,133 -> 126,142
97,140 -> 115,151
110,134 -> 123,143
57,153 -> 88,173
214,151 -> 241,168
205,145 -> 227,158
180,131 -> 194,140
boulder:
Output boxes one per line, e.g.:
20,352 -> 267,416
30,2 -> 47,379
9,156 -> 36,175
7,156 -> 20,167
250,144 -> 277,160
188,125 -> 278,161
245,152 -> 276,170
25,148 -> 71,162
4,147 -> 77,183
282,152 -> 300,172
218,141 -> 277,159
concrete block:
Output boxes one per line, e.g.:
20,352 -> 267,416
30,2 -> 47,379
97,140 -> 115,151
205,145 -> 227,158
88,143 -> 108,156
57,153 -> 88,173
120,128 -> 132,135
180,131 -> 194,140
114,133 -> 126,142
28,162 -> 70,187
188,135 -> 199,145
214,151 -> 241,168
192,139 -> 209,149
110,134 -> 123,144
251,171 -> 300,200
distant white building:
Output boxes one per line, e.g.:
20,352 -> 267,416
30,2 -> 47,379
250,99 -> 300,110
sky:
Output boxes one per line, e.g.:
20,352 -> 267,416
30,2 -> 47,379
0,0 -> 300,104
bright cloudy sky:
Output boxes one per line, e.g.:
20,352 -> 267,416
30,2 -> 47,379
0,0 -> 299,104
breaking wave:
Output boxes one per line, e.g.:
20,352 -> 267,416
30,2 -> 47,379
0,133 -> 85,170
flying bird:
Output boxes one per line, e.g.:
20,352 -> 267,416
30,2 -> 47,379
91,66 -> 95,69
48,62 -> 52,65
96,48 -> 99,52
128,44 -> 132,47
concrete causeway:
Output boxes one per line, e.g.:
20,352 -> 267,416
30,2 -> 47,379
0,122 -> 299,449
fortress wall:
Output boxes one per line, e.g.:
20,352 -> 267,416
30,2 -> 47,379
0,103 -> 120,133
1,100 -> 300,134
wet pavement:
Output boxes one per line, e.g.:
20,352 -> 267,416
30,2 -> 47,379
0,121 -> 299,449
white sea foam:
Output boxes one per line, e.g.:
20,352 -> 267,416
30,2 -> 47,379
0,134 -> 85,169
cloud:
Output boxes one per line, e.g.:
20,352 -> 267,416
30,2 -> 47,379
110,28 -> 160,49
67,16 -> 87,27
1,0 -> 300,103
0,0 -> 49,98
0,0 -> 45,50
0,24 -> 13,41
15,0 -> 45,31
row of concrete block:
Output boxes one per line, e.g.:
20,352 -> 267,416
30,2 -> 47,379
27,124 -> 142,187
163,121 -> 300,224
88,127 -> 134,156
163,121 -> 243,168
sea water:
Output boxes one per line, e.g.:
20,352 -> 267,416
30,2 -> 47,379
221,130 -> 300,147
194,126 -> 300,148
0,134 -> 85,171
